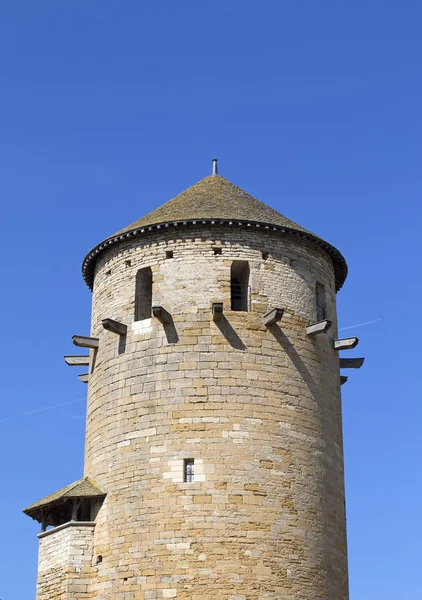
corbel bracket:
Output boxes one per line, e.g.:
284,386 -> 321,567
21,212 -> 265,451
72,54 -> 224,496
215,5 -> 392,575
340,357 -> 365,369
305,319 -> 332,336
102,319 -> 127,336
64,356 -> 90,367
212,302 -> 224,322
263,307 -> 284,327
152,306 -> 172,325
334,337 -> 359,350
72,335 -> 99,349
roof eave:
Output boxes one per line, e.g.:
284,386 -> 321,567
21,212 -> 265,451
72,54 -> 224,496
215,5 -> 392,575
23,492 -> 107,521
82,218 -> 348,292
23,477 -> 106,518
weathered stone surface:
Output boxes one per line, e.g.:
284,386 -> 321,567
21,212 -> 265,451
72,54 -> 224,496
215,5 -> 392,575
36,224 -> 348,599
36,523 -> 96,600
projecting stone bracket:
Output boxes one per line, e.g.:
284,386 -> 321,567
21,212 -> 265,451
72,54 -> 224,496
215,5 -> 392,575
263,308 -> 284,327
305,319 -> 332,336
78,373 -> 89,384
334,337 -> 359,350
152,306 -> 172,325
64,356 -> 90,366
72,335 -> 99,349
340,376 -> 348,385
340,357 -> 365,369
102,319 -> 127,336
212,302 -> 224,322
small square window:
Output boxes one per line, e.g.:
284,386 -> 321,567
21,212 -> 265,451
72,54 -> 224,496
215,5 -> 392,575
262,252 -> 269,260
166,250 -> 174,259
184,459 -> 195,482
213,247 -> 222,255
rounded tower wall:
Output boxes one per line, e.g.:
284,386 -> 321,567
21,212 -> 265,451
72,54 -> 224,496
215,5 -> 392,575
90,227 -> 337,330
84,226 -> 347,599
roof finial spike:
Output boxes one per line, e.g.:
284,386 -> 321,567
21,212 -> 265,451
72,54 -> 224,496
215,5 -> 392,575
212,158 -> 218,176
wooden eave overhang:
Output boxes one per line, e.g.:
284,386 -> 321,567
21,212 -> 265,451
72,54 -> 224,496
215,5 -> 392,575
23,477 -> 105,523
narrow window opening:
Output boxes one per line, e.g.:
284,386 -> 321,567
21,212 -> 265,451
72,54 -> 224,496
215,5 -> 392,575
231,261 -> 250,311
316,282 -> 326,321
96,555 -> 103,564
166,250 -> 173,259
135,267 -> 153,321
184,459 -> 195,482
262,251 -> 269,260
77,500 -> 91,522
213,247 -> 222,255
125,259 -> 131,268
105,269 -> 111,277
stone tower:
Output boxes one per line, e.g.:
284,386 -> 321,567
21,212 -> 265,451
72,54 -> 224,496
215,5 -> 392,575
24,163 -> 364,600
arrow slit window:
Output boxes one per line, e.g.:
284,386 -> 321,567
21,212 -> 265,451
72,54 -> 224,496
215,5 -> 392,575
135,267 -> 153,321
316,282 -> 326,321
231,261 -> 250,311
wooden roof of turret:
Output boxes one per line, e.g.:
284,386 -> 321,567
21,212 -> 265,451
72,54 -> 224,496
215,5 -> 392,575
82,172 -> 347,291
23,476 -> 105,521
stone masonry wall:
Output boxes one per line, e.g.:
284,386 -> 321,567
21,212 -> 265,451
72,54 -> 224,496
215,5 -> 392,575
37,522 -> 96,599
82,225 -> 347,600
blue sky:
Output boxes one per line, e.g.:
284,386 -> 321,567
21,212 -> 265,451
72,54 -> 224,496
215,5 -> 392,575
1,1 -> 420,598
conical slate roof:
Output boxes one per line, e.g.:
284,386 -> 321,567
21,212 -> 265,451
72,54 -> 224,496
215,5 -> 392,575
82,174 -> 347,290
115,175 -> 310,235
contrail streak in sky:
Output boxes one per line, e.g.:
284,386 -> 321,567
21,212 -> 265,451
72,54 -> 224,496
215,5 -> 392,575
0,398 -> 85,424
339,318 -> 381,332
